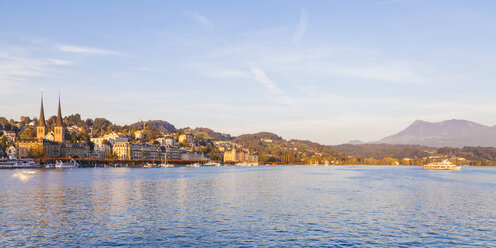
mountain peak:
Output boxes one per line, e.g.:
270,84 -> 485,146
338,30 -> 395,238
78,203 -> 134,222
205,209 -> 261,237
411,119 -> 427,125
378,119 -> 496,147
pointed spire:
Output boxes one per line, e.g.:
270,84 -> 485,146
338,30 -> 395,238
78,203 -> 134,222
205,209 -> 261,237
55,91 -> 63,127
37,90 -> 46,127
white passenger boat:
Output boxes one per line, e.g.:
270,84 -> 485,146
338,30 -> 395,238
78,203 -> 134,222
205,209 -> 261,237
160,163 -> 174,168
422,159 -> 461,171
55,159 -> 79,168
0,159 -> 40,169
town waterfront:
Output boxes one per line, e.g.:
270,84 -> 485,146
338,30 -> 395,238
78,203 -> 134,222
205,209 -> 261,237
1,166 -> 495,247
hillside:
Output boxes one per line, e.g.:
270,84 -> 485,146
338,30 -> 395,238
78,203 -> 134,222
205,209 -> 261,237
192,128 -> 233,141
378,119 -> 496,147
234,132 -> 346,163
333,144 -> 433,160
129,120 -> 176,131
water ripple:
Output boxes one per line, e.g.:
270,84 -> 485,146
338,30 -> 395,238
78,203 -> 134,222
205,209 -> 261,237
0,166 -> 495,247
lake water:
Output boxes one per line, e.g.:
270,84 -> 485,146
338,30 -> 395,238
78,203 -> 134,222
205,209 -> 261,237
0,166 -> 495,247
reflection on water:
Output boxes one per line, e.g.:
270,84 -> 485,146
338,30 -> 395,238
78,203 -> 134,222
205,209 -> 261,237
10,170 -> 37,182
0,166 -> 495,246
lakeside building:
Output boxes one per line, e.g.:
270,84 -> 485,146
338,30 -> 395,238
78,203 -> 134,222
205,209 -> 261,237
223,148 -> 259,164
165,147 -> 181,160
180,150 -> 208,161
109,143 -> 208,161
17,139 -> 61,158
93,144 -> 111,158
179,132 -> 194,145
91,132 -> 129,146
113,142 -> 140,160
112,142 -> 163,160
9,92 -> 214,162
141,144 -> 160,160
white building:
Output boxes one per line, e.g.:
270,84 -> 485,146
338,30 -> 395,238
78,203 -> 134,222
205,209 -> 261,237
91,132 -> 129,146
181,150 -> 208,161
165,147 -> 182,160
93,144 -> 111,158
155,137 -> 177,147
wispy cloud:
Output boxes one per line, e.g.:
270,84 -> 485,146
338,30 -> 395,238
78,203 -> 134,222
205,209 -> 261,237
48,59 -> 73,65
185,11 -> 293,105
0,49 -> 70,95
58,45 -> 125,56
293,9 -> 308,46
327,60 -> 430,84
186,12 -> 213,31
250,67 -> 292,105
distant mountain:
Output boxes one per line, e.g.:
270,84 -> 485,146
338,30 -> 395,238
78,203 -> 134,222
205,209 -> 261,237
130,120 -> 176,131
346,140 -> 365,145
377,119 -> 496,147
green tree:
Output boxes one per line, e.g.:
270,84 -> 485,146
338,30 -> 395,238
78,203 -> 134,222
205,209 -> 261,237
27,144 -> 45,159
19,128 -> 36,139
106,151 -> 118,159
0,137 -> 7,151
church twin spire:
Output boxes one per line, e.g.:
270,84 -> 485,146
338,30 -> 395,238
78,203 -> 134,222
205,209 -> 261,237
36,91 -> 65,142
37,93 -> 46,128
55,93 -> 64,128
54,92 -> 65,142
36,91 -> 47,139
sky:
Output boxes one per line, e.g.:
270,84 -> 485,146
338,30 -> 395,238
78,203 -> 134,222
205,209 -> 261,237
1,0 -> 496,145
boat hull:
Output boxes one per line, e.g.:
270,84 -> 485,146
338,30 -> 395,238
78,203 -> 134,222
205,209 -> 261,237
422,166 -> 461,171
0,159 -> 40,169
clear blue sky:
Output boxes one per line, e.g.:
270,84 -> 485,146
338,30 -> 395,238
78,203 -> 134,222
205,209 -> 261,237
1,0 -> 496,144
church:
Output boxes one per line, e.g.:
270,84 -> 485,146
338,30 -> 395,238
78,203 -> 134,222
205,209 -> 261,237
16,93 -> 90,159
36,93 -> 65,142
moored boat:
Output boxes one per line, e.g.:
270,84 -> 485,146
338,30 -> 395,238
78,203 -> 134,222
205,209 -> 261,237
0,159 -> 40,169
201,162 -> 221,167
422,159 -> 461,171
55,159 -> 79,168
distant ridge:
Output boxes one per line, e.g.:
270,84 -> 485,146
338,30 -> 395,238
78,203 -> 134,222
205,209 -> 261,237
377,119 -> 496,148
346,140 -> 365,145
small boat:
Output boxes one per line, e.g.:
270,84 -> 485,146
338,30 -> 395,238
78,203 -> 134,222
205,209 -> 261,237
45,163 -> 56,168
423,159 -> 461,171
235,162 -> 255,166
55,159 -> 79,168
200,162 -> 221,167
159,158 -> 174,168
143,163 -> 154,168
159,163 -> 174,168
0,159 -> 40,169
